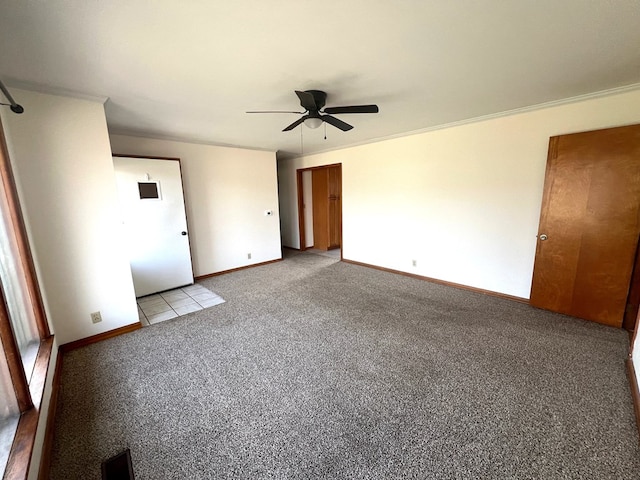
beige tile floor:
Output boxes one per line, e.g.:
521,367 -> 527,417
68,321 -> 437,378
136,284 -> 225,326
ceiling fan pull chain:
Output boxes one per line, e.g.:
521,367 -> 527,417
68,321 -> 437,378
324,122 -> 327,140
300,125 -> 304,155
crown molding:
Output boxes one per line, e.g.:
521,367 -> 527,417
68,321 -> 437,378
108,128 -> 276,154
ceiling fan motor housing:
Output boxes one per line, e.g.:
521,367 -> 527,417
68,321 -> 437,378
301,90 -> 326,111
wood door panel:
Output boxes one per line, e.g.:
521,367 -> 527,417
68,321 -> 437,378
328,165 -> 340,197
328,165 -> 342,249
530,137 -> 588,314
312,168 -> 329,250
571,142 -> 640,324
530,124 -> 640,327
328,198 -> 340,248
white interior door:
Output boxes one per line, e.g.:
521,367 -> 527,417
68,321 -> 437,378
113,156 -> 194,297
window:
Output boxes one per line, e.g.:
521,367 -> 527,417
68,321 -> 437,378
0,116 -> 52,479
0,335 -> 20,477
0,196 -> 40,379
138,181 -> 160,199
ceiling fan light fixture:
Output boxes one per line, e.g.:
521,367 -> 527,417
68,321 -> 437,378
251,90 -> 378,132
303,117 -> 323,129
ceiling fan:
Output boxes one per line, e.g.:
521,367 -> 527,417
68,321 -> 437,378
247,90 -> 379,132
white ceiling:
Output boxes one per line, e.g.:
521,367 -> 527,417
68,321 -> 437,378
0,1 -> 639,159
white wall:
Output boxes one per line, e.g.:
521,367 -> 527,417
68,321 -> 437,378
0,89 -> 139,345
302,170 -> 314,248
109,135 -> 282,276
278,89 -> 640,299
633,312 -> 640,388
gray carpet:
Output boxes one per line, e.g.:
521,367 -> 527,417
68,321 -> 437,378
49,250 -> 640,479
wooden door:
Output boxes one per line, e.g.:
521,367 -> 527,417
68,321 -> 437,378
530,124 -> 640,327
312,168 -> 329,250
327,165 -> 342,249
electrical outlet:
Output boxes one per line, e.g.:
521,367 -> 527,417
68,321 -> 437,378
247,253 -> 252,259
91,311 -> 102,324
412,259 -> 417,267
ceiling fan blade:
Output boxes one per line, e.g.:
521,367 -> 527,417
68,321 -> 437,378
283,115 -> 308,132
322,115 -> 353,131
295,90 -> 317,111
323,105 -> 379,114
246,110 -> 304,114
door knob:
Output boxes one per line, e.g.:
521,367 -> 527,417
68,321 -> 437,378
181,231 -> 187,236
539,234 -> 548,241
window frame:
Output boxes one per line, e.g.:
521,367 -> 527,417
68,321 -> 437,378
0,114 -> 53,480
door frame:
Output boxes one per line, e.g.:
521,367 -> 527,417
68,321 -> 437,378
296,163 -> 342,258
112,153 -> 195,290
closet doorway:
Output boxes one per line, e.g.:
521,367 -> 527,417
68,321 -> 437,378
296,164 -> 342,255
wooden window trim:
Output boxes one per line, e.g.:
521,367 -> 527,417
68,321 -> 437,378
3,338 -> 53,480
0,118 -> 49,339
0,289 -> 31,411
0,112 -> 54,480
